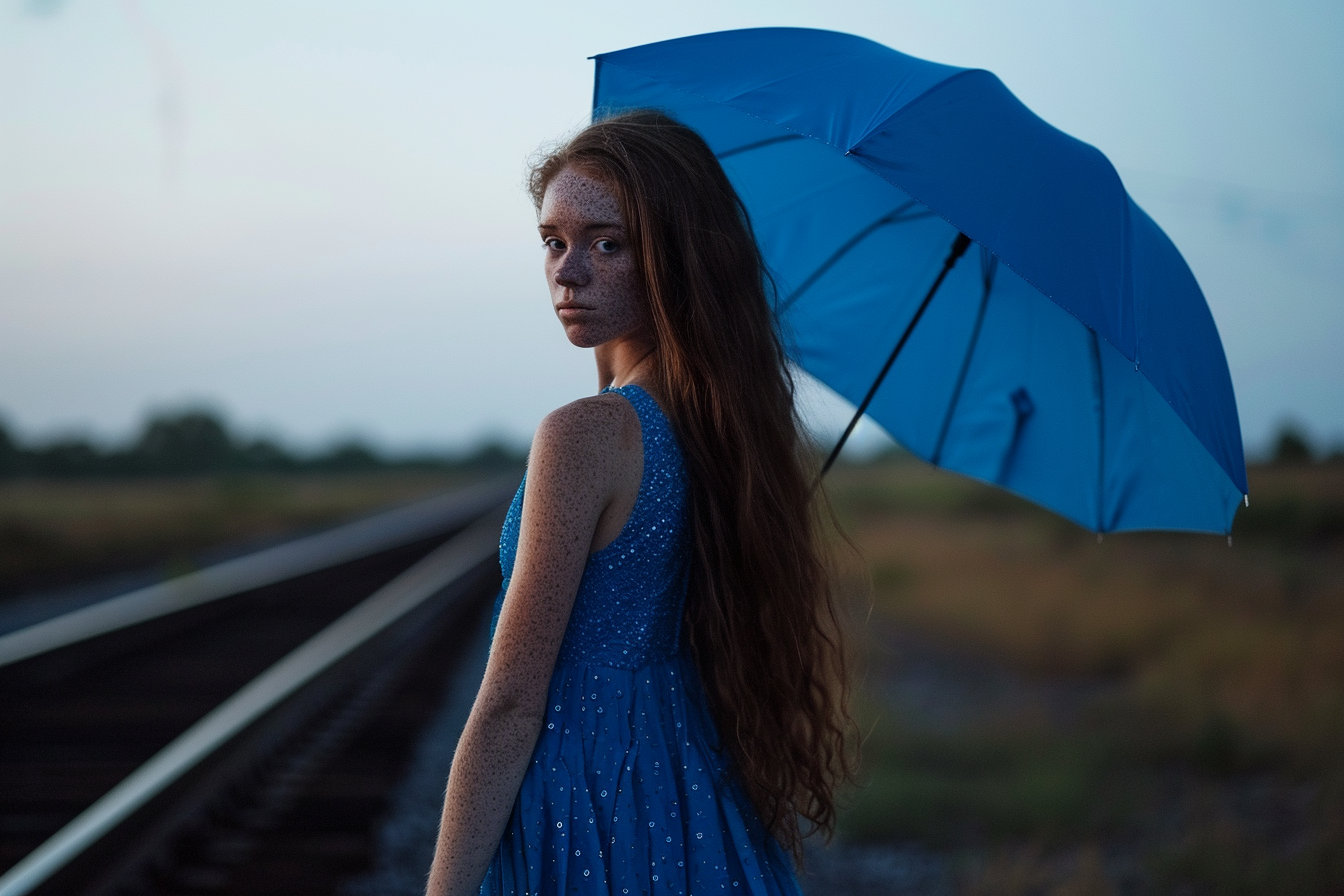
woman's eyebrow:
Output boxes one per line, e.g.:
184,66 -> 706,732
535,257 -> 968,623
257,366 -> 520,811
538,221 -> 624,232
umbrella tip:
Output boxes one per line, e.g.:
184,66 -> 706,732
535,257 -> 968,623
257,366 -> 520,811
1244,494 -> 1250,507
1228,535 -> 1233,548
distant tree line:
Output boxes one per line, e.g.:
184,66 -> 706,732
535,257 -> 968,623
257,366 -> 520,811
1269,424 -> 1342,466
0,409 -> 525,478
0,410 -> 1334,478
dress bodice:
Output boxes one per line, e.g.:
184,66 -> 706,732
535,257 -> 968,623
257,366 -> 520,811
496,383 -> 690,669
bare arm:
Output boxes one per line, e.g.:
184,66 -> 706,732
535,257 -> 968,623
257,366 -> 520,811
425,396 -> 639,896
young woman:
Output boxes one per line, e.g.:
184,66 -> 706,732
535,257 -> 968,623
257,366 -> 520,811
426,110 -> 852,896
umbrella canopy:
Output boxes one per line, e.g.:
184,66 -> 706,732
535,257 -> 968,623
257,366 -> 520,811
592,27 -> 1247,535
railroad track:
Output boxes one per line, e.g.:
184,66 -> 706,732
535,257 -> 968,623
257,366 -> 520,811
0,481 -> 514,896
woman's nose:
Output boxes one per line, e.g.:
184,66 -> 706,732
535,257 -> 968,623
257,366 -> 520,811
553,250 -> 590,288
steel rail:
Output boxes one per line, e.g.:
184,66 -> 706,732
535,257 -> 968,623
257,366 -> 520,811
0,479 -> 512,669
0,500 -> 507,896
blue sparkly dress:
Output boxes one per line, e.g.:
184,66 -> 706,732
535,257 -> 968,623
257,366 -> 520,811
480,384 -> 802,896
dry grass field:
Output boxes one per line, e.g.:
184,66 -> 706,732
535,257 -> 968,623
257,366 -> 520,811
2,463 -> 1340,893
0,472 -> 483,599
824,458 -> 1344,894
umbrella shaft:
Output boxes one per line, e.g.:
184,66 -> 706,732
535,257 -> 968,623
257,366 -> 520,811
820,231 -> 972,477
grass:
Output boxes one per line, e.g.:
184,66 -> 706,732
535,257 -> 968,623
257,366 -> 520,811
0,471 -> 495,599
825,456 -> 1344,894
843,713 -> 1124,845
5,460 -> 1342,891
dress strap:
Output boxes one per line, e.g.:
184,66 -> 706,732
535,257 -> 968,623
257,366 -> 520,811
602,383 -> 672,446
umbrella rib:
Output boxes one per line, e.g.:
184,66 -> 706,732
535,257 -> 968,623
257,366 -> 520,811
931,250 -> 998,466
1089,329 -> 1107,533
716,133 -> 807,159
778,203 -> 934,314
820,232 -> 973,477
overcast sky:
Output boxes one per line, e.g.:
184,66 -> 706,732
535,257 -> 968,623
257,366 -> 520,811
2,0 -> 1341,456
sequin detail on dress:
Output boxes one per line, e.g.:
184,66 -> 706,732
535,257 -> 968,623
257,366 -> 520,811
481,384 -> 801,895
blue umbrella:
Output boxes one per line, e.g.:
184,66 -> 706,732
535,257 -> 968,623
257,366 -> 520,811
592,28 -> 1247,535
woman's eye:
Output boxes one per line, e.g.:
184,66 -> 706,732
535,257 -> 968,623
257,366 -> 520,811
543,238 -> 565,251
595,239 -> 619,253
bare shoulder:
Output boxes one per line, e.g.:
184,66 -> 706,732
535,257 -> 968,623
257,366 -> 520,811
532,392 -> 641,463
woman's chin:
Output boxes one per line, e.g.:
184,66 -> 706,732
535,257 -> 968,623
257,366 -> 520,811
561,324 -> 604,349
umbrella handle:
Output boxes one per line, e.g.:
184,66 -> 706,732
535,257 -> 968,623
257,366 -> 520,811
818,231 -> 973,478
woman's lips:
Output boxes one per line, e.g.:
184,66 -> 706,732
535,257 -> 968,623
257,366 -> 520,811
555,304 -> 590,318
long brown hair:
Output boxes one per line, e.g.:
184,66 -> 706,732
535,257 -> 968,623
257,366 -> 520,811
529,109 -> 853,858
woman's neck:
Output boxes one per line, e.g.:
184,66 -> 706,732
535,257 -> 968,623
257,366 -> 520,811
595,337 -> 657,391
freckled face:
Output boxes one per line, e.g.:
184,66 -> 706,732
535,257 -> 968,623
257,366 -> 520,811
538,167 -> 649,349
